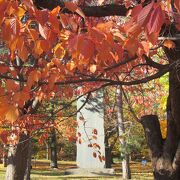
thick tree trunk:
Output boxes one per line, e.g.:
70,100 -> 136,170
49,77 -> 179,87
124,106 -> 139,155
116,86 -> 131,179
140,115 -> 180,180
50,128 -> 58,169
140,25 -> 180,180
5,133 -> 31,180
24,139 -> 32,180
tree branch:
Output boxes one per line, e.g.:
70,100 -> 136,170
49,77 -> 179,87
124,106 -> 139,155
144,55 -> 168,70
34,0 -> 128,17
121,87 -> 139,121
0,64 -> 169,88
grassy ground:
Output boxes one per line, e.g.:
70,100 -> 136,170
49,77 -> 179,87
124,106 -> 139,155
0,160 -> 153,179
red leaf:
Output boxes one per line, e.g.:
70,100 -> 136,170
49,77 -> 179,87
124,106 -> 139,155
88,27 -> 106,42
88,143 -> 93,147
78,139 -> 82,144
146,31 -> 159,45
35,9 -> 49,25
174,0 -> 180,13
93,129 -> 98,135
0,130 -> 9,144
49,7 -> 60,33
146,6 -> 165,35
131,4 -> 142,18
101,155 -> 105,161
98,155 -> 102,162
78,37 -> 95,59
6,80 -> 18,92
22,0 -> 35,11
137,2 -> 154,26
65,2 -> 85,19
93,152 -> 97,158
65,2 -> 77,12
60,14 -> 69,28
13,91 -> 30,108
28,29 -> 39,41
124,38 -> 139,56
27,70 -> 41,89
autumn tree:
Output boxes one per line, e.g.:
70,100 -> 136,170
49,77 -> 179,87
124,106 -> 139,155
0,0 -> 180,179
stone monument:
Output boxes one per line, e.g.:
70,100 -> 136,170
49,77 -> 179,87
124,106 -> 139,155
76,90 -> 105,168
65,90 -> 114,176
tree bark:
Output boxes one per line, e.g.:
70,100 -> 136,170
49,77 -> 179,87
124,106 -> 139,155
116,86 -> 131,179
50,128 -> 58,169
140,23 -> 180,180
140,115 -> 180,180
34,0 -> 128,17
3,145 -> 8,167
5,133 -> 30,180
45,141 -> 49,160
105,138 -> 112,168
24,139 -> 32,180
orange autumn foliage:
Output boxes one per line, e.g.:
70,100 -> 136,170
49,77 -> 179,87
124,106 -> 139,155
0,0 -> 178,144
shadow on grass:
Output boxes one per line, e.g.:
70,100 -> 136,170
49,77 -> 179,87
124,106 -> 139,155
31,170 -> 64,176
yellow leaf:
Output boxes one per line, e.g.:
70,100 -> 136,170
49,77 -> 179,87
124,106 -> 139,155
67,61 -> 76,71
53,43 -> 65,59
160,119 -> 167,139
16,7 -> 26,17
90,64 -> 97,73
5,106 -> 19,123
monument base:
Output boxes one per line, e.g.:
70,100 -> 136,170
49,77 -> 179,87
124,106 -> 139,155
65,168 -> 115,176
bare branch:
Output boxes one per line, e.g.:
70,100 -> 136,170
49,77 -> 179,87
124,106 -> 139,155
121,87 -> 139,122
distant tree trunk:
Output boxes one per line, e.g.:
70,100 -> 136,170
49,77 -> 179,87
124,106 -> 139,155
105,138 -> 112,168
3,155 -> 8,167
3,145 -> 8,167
50,128 -> 58,169
116,86 -> 131,179
5,133 -> 30,180
45,141 -> 49,160
105,132 -> 118,168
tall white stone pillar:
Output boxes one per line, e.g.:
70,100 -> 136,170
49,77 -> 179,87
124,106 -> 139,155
65,90 -> 114,176
76,90 -> 105,168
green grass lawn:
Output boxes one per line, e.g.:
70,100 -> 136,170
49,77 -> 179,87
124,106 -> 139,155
0,160 -> 153,179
